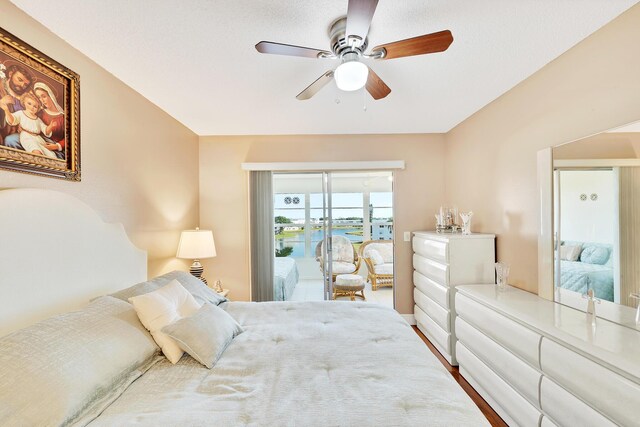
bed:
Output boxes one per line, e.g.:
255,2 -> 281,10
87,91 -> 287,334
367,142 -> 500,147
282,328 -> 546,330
557,242 -> 614,301
274,256 -> 299,301
559,260 -> 614,301
0,189 -> 488,426
86,300 -> 484,426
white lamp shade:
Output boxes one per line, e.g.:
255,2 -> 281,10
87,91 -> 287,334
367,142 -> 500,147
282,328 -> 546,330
334,60 -> 369,91
176,229 -> 217,259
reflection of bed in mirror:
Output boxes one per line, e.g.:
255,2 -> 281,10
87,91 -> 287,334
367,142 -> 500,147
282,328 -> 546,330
558,242 -> 614,301
273,256 -> 299,301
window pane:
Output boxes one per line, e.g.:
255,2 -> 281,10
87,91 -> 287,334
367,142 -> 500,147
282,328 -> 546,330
274,193 -> 305,209
333,208 -> 363,223
371,208 -> 393,220
371,192 -> 393,207
309,208 -> 324,222
372,223 -> 393,240
274,209 -> 304,223
332,193 -> 363,208
310,193 -> 324,209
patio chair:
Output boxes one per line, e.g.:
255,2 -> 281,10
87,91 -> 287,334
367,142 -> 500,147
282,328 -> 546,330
315,235 -> 361,283
359,240 -> 394,290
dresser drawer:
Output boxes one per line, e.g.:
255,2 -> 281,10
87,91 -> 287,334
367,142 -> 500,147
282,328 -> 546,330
456,293 -> 542,368
412,235 -> 448,263
457,343 -> 542,427
414,304 -> 450,354
540,338 -> 640,427
413,271 -> 449,309
413,254 -> 448,285
414,288 -> 449,332
456,317 -> 541,407
540,377 -> 616,427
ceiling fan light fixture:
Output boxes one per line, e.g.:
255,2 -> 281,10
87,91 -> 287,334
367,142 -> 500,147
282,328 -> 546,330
334,53 -> 368,91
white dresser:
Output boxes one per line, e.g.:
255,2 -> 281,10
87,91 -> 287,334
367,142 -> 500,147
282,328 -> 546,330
456,284 -> 640,427
412,231 -> 495,365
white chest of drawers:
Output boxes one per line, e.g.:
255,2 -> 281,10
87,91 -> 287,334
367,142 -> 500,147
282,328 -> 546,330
456,285 -> 640,427
412,231 -> 495,365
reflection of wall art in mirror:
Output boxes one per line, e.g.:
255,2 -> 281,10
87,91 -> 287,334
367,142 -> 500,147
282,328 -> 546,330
0,27 -> 80,180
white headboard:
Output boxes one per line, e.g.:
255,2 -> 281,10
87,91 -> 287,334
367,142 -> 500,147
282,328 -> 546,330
0,189 -> 147,336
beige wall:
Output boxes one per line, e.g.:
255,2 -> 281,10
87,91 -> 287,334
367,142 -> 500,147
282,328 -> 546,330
0,1 -> 200,277
444,4 -> 640,293
199,134 -> 446,314
554,132 -> 640,159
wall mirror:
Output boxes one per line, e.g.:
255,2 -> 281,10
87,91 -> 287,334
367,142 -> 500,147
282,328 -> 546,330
539,120 -> 640,330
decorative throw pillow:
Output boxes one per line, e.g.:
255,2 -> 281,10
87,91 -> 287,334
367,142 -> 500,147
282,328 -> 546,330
162,303 -> 244,369
110,270 -> 227,306
580,246 -> 610,265
368,249 -> 385,265
559,244 -> 582,262
128,280 -> 201,364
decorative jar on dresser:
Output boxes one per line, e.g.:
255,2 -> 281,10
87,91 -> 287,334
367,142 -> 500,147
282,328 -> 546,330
412,231 -> 495,365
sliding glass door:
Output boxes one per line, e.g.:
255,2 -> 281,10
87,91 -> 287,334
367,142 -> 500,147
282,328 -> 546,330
272,172 -> 332,301
271,171 -> 394,305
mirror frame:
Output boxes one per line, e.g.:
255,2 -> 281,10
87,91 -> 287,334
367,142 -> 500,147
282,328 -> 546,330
537,125 -> 640,330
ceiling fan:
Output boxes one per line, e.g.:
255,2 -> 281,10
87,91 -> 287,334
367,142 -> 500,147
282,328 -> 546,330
255,0 -> 453,101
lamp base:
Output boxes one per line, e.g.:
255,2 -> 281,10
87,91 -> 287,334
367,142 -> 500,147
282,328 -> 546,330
189,259 -> 208,285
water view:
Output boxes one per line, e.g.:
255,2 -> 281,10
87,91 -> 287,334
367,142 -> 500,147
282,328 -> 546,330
276,225 -> 393,258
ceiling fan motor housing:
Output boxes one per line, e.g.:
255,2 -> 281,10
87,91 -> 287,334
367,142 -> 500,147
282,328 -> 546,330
330,17 -> 368,58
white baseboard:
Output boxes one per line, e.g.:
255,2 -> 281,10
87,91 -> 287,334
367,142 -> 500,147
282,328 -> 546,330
401,314 -> 416,325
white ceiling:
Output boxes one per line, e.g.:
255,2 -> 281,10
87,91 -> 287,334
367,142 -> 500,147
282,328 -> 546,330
10,0 -> 638,135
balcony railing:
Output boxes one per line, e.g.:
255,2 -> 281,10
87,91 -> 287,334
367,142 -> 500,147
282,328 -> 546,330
275,222 -> 393,258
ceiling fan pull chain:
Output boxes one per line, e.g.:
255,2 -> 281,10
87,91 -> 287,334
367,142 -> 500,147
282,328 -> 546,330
363,87 -> 368,112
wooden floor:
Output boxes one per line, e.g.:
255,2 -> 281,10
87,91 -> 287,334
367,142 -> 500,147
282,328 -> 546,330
413,326 -> 508,427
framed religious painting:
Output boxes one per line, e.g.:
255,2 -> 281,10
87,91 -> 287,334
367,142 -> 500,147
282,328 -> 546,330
0,27 -> 80,181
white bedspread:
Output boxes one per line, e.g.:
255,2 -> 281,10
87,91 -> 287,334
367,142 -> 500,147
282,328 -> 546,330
88,301 -> 488,426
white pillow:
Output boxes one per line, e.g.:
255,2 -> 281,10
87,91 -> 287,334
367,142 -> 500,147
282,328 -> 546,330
560,244 -> 582,262
129,279 -> 201,363
368,249 -> 385,265
162,303 -> 244,369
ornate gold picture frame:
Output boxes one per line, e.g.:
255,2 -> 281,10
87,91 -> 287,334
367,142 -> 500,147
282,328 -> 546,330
0,27 -> 80,181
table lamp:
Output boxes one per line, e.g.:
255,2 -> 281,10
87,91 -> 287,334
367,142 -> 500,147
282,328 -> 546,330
176,227 -> 216,285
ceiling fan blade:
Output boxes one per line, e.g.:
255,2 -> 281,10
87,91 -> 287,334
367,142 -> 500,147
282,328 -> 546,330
345,0 -> 379,41
365,67 -> 391,100
255,41 -> 332,59
372,30 -> 453,60
296,71 -> 334,100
